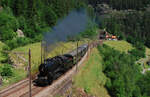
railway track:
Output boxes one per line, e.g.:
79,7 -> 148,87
20,86 -> 45,97
51,79 -> 72,96
0,70 -> 73,97
0,78 -> 47,97
0,79 -> 29,97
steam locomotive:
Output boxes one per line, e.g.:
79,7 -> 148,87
33,44 -> 88,86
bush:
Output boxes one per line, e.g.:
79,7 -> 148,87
128,41 -> 146,60
32,34 -> 43,42
138,71 -> 150,97
81,21 -> 98,39
6,37 -> 32,50
0,64 -> 13,77
128,49 -> 145,60
127,36 -> 136,44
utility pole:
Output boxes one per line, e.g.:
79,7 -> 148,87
76,41 -> 79,72
88,41 -> 90,58
44,41 -> 46,63
62,48 -> 64,55
29,49 -> 32,97
41,42 -> 43,64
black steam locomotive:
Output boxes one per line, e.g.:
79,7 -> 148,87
33,44 -> 88,86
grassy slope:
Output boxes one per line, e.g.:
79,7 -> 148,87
73,48 -> 110,97
104,40 -> 150,56
103,40 -> 134,53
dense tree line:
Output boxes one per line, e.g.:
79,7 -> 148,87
86,0 -> 150,10
109,0 -> 150,10
98,44 -> 150,97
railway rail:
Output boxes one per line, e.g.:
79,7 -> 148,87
0,79 -> 29,97
0,41 -> 99,97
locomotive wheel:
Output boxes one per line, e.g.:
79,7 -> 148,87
47,72 -> 53,85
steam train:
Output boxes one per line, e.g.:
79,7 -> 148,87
33,44 -> 88,86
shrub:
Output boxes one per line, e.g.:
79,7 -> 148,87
128,41 -> 146,60
128,49 -> 144,60
33,34 -> 43,42
6,37 -> 32,50
138,71 -> 150,97
81,21 -> 98,39
0,64 -> 13,77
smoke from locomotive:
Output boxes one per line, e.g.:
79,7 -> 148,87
42,9 -> 88,55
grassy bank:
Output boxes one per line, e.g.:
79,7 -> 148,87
103,40 -> 134,53
73,48 -> 110,97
